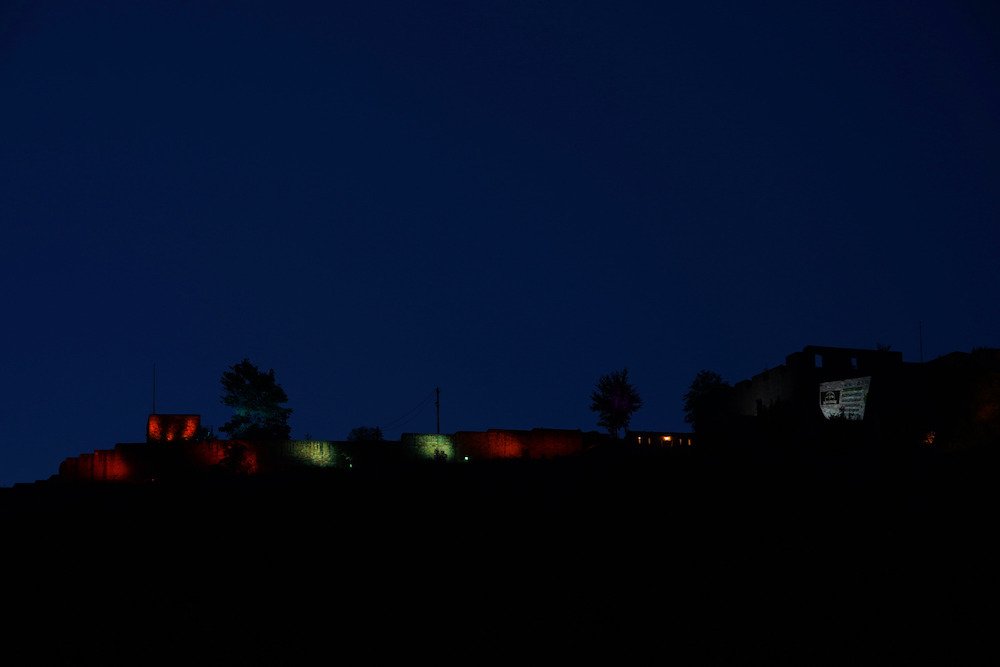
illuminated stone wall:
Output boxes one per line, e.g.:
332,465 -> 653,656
452,430 -> 522,459
451,428 -> 587,461
59,443 -> 171,482
256,440 -> 348,469
183,440 -> 228,468
526,428 -> 586,458
58,439 -> 359,482
146,414 -> 200,443
55,429 -> 593,482
191,439 -> 359,473
400,434 -> 455,461
733,345 -> 908,418
58,449 -> 131,481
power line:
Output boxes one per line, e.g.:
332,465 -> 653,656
381,390 -> 437,431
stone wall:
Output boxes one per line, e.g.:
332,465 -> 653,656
55,429 -> 594,483
451,428 -> 587,460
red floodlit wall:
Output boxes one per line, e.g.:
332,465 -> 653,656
95,450 -> 130,480
179,439 -> 258,474
147,414 -> 200,443
453,429 -> 586,460
453,430 -> 524,459
58,440 -> 247,482
219,440 -> 258,475
185,440 -> 228,467
526,428 -> 584,458
57,439 -> 345,482
60,449 -> 131,481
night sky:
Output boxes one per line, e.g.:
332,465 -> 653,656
2,1 -> 998,487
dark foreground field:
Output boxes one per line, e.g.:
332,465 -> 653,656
2,445 -> 996,665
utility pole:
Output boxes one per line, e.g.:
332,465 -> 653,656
435,387 -> 440,434
152,363 -> 157,414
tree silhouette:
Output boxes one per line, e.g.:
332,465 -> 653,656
682,370 -> 732,434
590,367 -> 643,438
219,358 -> 292,440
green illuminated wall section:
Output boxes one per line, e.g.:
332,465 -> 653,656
281,440 -> 341,467
405,434 -> 455,461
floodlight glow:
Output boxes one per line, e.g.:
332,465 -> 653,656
410,434 -> 455,460
286,440 -> 338,467
147,414 -> 200,443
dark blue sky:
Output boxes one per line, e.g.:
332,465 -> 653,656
2,1 -> 998,486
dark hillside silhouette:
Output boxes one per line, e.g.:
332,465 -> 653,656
2,443 -> 995,664
1,344 -> 997,663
